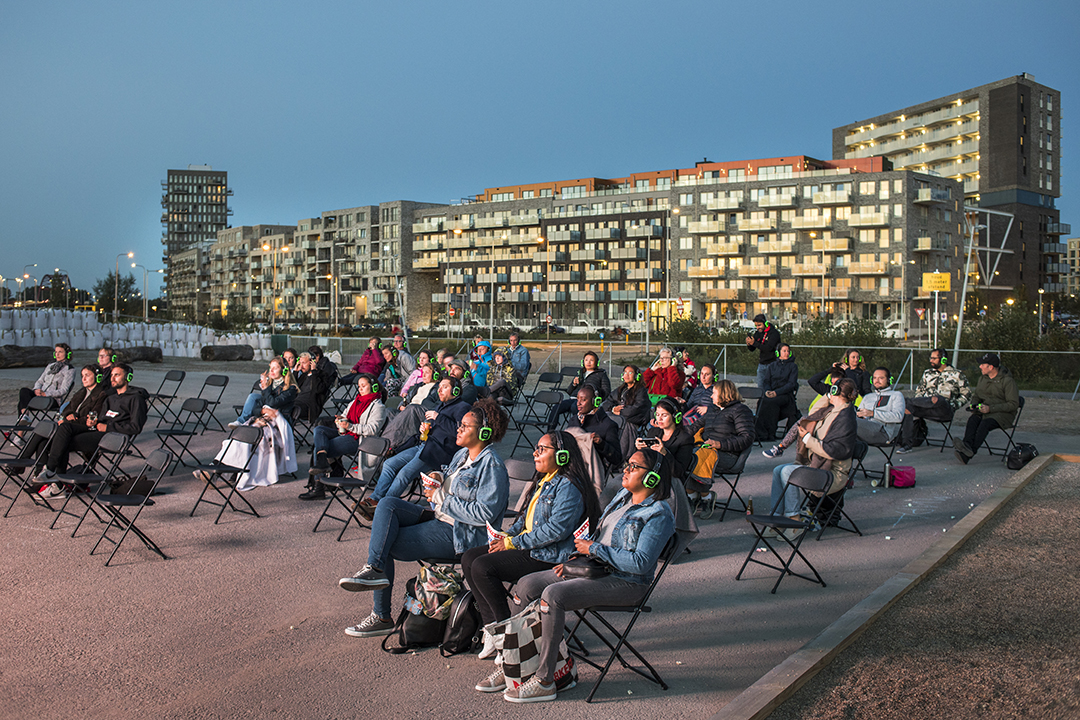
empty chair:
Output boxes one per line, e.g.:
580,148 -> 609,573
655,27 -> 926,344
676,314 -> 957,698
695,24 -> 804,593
155,398 -> 211,472
90,448 -> 173,566
189,425 -> 263,523
146,370 -> 186,428
196,374 -> 230,434
313,436 -> 392,541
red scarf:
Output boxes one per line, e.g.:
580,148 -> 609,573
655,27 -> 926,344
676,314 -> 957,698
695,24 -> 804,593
345,392 -> 379,436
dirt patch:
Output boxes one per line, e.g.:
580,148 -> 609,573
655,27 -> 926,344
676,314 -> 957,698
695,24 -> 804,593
766,460 -> 1080,720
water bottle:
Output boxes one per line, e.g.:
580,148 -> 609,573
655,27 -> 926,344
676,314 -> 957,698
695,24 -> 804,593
883,460 -> 892,488
746,497 -> 754,515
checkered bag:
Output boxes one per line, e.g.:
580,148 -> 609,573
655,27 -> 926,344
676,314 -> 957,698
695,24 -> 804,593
491,600 -> 574,691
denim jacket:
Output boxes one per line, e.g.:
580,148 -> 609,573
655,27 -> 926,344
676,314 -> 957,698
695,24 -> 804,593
587,489 -> 675,584
505,473 -> 585,564
439,445 -> 510,554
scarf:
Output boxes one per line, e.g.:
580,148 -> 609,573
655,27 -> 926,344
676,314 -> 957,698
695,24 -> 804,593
346,391 -> 379,429
46,361 -> 70,375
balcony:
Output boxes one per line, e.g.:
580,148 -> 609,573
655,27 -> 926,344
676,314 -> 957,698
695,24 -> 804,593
511,272 -> 544,283
1046,223 -> 1071,235
738,264 -> 775,277
915,187 -> 951,204
412,220 -> 444,234
847,213 -> 890,227
1042,242 -> 1067,254
547,230 -> 581,243
413,238 -> 442,251
847,261 -> 887,274
827,287 -> 851,299
509,213 -> 541,226
610,246 -> 647,260
706,288 -> 741,300
445,219 -> 473,231
737,217 -> 778,232
570,249 -> 607,261
627,225 -> 663,238
688,220 -> 724,234
586,269 -> 621,281
812,190 -> 850,205
550,271 -> 581,282
585,227 -> 621,240
469,292 -> 490,303
446,235 -> 473,249
688,266 -> 724,278
791,215 -> 832,229
793,262 -> 828,276
812,238 -> 850,252
533,251 -> 567,262
498,291 -> 531,302
705,240 -> 743,255
915,237 -> 948,252
757,240 -> 794,254
571,291 -> 608,302
536,291 -> 567,302
475,216 -> 508,229
758,194 -> 797,208
625,268 -> 661,280
757,287 -> 793,299
610,290 -> 643,301
706,196 -> 742,211
476,272 -> 508,284
510,233 -> 542,245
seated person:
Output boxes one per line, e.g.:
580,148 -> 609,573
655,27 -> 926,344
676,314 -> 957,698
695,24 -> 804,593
855,367 -> 904,445
463,430 -> 601,664
834,349 -> 872,397
470,341 -> 493,386
378,346 -> 405,397
337,398 -> 510,638
292,352 -> 329,423
342,337 -> 386,387
310,346 -> 338,404
447,359 -> 482,404
282,348 -> 298,373
299,373 -> 388,500
768,378 -> 857,535
684,363 -> 716,425
603,365 -> 651,461
687,379 -> 756,481
756,344 -> 801,442
642,347 -> 683,400
391,334 -> 416,376
954,353 -> 1020,465
357,376 -> 472,517
486,349 -> 520,405
379,364 -> 442,451
636,398 -> 695,480
17,364 -> 106,479
18,343 -> 75,414
203,402 -> 297,492
398,350 -> 432,398
33,364 -> 148,489
675,347 -> 698,392
566,386 -> 622,475
549,352 -> 610,429
231,357 -> 297,427
805,365 -> 856,416
505,333 -> 531,387
402,362 -> 441,408
898,348 -> 972,453
503,448 -> 675,703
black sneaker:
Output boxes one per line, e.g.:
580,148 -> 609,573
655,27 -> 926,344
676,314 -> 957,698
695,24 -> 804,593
896,445 -> 914,454
953,449 -> 970,465
339,564 -> 389,591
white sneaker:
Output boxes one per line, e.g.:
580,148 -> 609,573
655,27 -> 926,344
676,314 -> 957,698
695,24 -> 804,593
477,629 -> 503,660
40,482 -> 65,498
33,468 -> 57,483
475,667 -> 507,693
228,421 -> 241,429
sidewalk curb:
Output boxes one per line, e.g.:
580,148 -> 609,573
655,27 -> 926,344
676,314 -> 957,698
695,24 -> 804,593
707,452 -> 1065,720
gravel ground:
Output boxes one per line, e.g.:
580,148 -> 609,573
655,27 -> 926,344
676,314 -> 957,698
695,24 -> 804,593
767,460 -> 1080,720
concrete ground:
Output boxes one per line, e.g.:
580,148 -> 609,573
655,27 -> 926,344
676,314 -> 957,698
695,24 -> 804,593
1,355 -> 1077,719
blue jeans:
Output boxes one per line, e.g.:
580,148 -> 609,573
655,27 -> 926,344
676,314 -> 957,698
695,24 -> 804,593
368,497 -> 456,619
312,425 -> 359,469
770,463 -> 801,517
369,444 -> 434,502
237,392 -> 263,423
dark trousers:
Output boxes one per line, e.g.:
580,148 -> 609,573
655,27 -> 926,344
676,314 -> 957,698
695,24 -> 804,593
899,396 -> 955,446
18,388 -> 35,413
963,414 -> 1002,453
755,394 -> 799,442
46,423 -> 103,473
460,546 -> 555,626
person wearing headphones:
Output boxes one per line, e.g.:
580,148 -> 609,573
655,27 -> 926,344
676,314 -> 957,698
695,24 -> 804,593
745,314 -> 781,390
833,348 -> 872,397
357,375 -> 472,519
95,347 -> 118,385
230,356 -> 297,427
855,367 -> 905,445
32,363 -> 148,489
756,344 -> 800,442
954,353 -> 1020,465
686,379 -> 756,505
291,352 -> 329,423
641,347 -> 683,399
17,343 -> 75,415
399,349 -> 432,398
15,364 -> 106,479
603,365 -> 652,460
338,397 -> 510,640
566,385 -> 622,473
464,430 -> 602,681
391,334 -> 416,376
503,448 -> 675,703
377,345 -> 405,397
447,359 -> 482,404
637,397 -> 695,479
897,348 -> 972,453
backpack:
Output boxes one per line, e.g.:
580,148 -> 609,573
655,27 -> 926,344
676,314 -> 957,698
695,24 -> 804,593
1006,443 -> 1038,471
381,576 -> 448,655
439,590 -> 482,656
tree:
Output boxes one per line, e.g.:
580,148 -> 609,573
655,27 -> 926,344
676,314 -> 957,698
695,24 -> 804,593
92,272 -> 139,322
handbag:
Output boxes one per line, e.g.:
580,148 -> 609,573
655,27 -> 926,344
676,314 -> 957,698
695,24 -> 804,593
1006,443 -> 1038,470
560,553 -> 613,579
494,600 -> 576,692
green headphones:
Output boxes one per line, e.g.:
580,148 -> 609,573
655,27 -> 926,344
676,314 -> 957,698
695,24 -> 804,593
829,384 -> 841,396
477,407 -> 492,443
643,452 -> 664,489
94,368 -> 105,385
124,368 -> 134,383
281,365 -> 289,376
371,380 -> 380,393
657,399 -> 682,425
553,431 -> 570,467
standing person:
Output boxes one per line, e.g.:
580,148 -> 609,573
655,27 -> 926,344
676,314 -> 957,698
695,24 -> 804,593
756,344 -> 800,442
954,353 -> 1020,464
18,343 -> 75,413
464,430 -> 601,678
854,367 -> 905,445
391,334 -> 416,376
642,347 -> 683,400
505,333 -> 531,387
337,398 -> 510,639
504,448 -> 675,703
897,348 -> 972,453
744,314 -> 781,390
230,357 -> 297,427
603,365 -> 651,461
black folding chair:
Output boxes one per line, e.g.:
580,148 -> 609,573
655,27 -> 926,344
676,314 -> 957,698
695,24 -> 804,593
985,396 -> 1026,461
155,398 -> 211,473
0,421 -> 58,514
859,435 -> 899,483
90,448 -> 173,566
736,386 -> 763,446
0,396 -> 57,450
147,370 -> 186,428
196,374 -> 230,434
811,479 -> 862,541
520,372 -> 563,424
190,424 -> 262,523
736,466 -> 832,593
509,390 -> 563,458
566,534 -> 678,703
693,445 -> 753,521
505,458 -> 537,517
49,432 -> 137,536
313,436 -> 392,541
921,413 -> 957,452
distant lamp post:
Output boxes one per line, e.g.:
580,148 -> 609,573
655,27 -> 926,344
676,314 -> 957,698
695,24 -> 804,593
23,264 -> 38,304
132,263 -> 149,322
1038,288 -> 1045,336
262,243 -> 289,334
54,267 -> 71,309
114,251 -> 133,322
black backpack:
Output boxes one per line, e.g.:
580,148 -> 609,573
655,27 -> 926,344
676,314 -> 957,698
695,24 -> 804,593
439,590 -> 482,657
1006,443 -> 1038,471
381,577 -> 448,655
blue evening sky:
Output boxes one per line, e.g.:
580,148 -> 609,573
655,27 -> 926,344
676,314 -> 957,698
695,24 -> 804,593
2,0 -> 1077,298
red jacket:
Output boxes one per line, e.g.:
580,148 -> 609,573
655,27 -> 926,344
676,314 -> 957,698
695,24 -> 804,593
352,348 -> 385,376
643,365 -> 682,398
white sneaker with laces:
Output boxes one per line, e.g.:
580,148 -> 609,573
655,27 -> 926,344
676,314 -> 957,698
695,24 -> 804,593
344,612 -> 395,638
475,667 -> 506,693
477,629 -> 503,660
504,675 -> 557,703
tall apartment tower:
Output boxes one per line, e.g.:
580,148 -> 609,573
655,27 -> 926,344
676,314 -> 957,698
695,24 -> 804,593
833,74 -> 1068,307
161,165 -> 232,304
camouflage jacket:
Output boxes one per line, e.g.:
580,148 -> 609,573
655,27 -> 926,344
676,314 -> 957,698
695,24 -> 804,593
915,365 -> 972,410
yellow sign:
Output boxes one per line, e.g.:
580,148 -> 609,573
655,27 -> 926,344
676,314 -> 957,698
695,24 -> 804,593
922,272 -> 951,292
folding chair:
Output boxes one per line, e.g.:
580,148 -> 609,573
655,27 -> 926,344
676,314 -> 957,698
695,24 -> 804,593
189,424 -> 263,523
811,481 -> 862,541
90,448 -> 173,566
146,370 -> 186,428
313,436 -> 392,541
736,466 -> 832,593
509,390 -> 563,458
290,405 -> 321,449
985,396 -> 1026,461
1,396 -> 57,450
566,534 -> 678,703
327,376 -> 356,415
695,445 -> 753,521
49,432 -> 137,536
921,413 -> 956,453
154,398 -> 211,473
0,421 -> 58,514
736,386 -> 763,445
196,374 -> 230,434
520,372 -> 563,424
505,458 -> 537,517
860,436 -> 899,483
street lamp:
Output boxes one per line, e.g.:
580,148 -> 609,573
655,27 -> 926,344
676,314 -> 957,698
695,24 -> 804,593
891,259 -> 915,335
23,264 -> 38,305
131,263 -> 149,323
114,252 -> 133,323
537,236 -> 550,341
1038,288 -> 1045,336
54,267 -> 71,309
262,243 -> 289,334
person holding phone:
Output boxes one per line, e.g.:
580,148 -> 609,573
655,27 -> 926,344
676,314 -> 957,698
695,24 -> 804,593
636,397 -> 694,479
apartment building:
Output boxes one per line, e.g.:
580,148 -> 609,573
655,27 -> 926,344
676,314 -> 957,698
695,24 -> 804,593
410,156 -> 964,334
833,74 -> 1069,308
161,166 -> 232,306
1067,238 -> 1079,297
